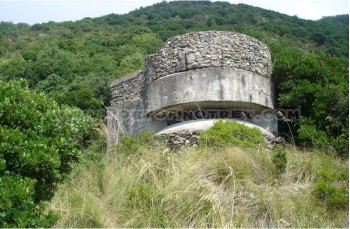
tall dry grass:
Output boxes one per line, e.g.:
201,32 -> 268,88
48,141 -> 348,228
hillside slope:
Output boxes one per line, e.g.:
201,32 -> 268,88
95,1 -> 348,56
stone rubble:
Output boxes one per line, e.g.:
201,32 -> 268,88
160,130 -> 201,149
159,130 -> 284,150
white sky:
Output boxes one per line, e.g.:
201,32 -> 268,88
0,0 -> 348,24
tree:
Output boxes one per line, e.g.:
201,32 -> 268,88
0,80 -> 95,227
272,45 -> 349,157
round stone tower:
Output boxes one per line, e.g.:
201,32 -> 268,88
107,31 -> 277,147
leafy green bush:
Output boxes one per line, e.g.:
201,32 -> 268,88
199,120 -> 267,148
313,168 -> 349,210
314,181 -> 348,210
272,145 -> 287,174
272,45 -> 349,157
297,118 -> 349,157
115,135 -> 140,153
297,118 -> 330,148
114,131 -> 155,154
0,80 -> 95,227
0,176 -> 57,227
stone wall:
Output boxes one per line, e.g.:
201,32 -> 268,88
111,71 -> 145,106
145,31 -> 272,82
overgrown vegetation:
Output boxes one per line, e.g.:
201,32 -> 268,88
0,80 -> 95,227
114,131 -> 157,154
272,145 -> 287,174
200,120 -> 267,148
48,127 -> 348,228
313,168 -> 349,210
272,45 -> 349,157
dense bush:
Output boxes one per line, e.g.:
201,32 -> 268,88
272,45 -> 349,157
0,176 -> 57,227
199,120 -> 267,148
0,80 -> 95,227
272,145 -> 287,174
313,169 -> 349,210
114,131 -> 156,154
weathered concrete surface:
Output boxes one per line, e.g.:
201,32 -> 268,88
252,112 -> 278,134
106,99 -> 144,151
145,67 -> 275,114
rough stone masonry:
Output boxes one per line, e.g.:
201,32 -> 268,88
107,31 -> 277,150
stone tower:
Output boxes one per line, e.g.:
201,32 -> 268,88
107,31 -> 277,148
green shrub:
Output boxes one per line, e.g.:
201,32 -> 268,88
0,80 -> 95,227
313,168 -> 349,210
272,145 -> 287,174
298,118 -> 349,158
115,135 -> 140,153
0,176 -> 58,228
199,120 -> 267,148
272,46 -> 349,157
114,131 -> 155,154
314,181 -> 348,210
